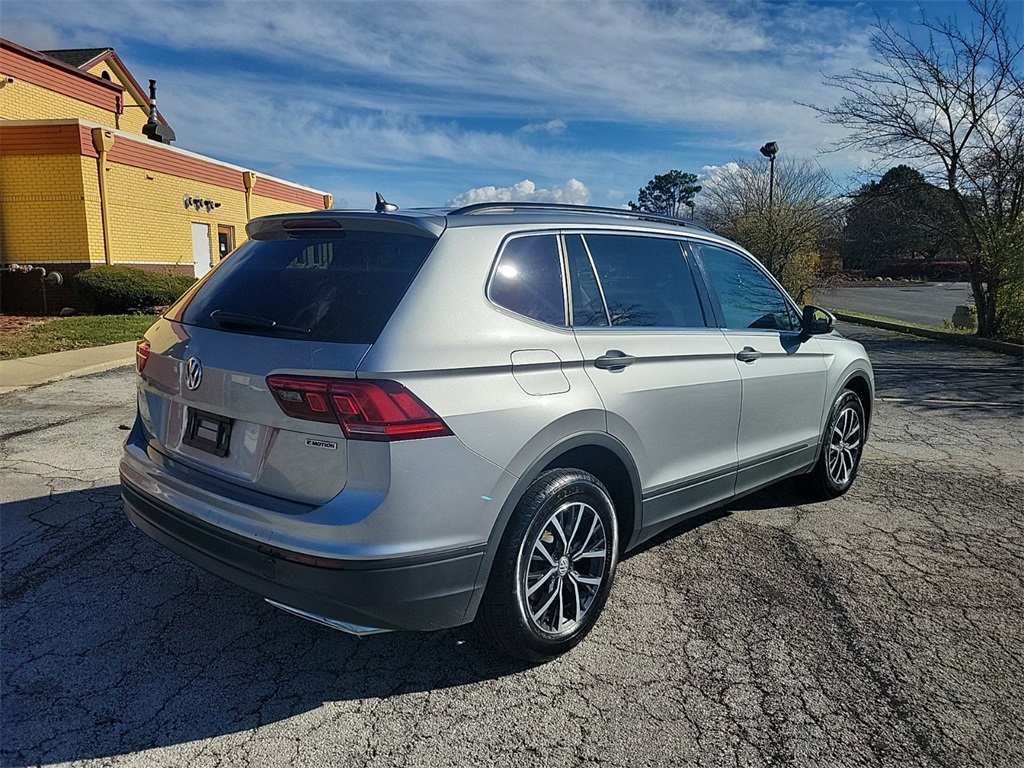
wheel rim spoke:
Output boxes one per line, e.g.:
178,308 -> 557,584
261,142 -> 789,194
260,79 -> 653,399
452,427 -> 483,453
527,566 -> 557,597
550,517 -> 568,550
531,587 -> 559,624
565,504 -> 584,553
565,577 -> 582,626
573,515 -> 600,561
534,541 -> 557,567
556,580 -> 568,632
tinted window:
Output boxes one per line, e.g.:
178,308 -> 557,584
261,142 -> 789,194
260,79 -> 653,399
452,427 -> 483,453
566,235 -> 609,326
179,232 -> 434,344
691,242 -> 800,331
582,235 -> 705,328
489,235 -> 565,325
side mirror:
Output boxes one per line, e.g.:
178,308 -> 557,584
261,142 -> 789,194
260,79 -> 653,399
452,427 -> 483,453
801,305 -> 835,337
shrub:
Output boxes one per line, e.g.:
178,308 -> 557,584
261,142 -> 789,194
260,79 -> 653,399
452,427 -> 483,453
73,266 -> 196,314
779,249 -> 820,305
996,280 -> 1023,342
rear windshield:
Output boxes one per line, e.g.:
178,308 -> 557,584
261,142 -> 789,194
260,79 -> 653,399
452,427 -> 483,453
178,232 -> 435,344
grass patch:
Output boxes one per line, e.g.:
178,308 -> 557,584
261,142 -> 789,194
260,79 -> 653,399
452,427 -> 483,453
833,310 -> 976,335
0,314 -> 157,361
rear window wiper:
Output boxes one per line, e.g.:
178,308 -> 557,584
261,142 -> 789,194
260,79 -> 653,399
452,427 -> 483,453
210,310 -> 311,336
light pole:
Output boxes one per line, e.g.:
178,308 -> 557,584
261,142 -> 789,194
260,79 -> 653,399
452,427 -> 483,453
759,141 -> 778,208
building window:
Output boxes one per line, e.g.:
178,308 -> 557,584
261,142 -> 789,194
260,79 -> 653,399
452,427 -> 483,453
217,225 -> 235,259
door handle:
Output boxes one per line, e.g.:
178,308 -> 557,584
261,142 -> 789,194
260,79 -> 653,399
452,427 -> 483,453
736,347 -> 762,363
595,350 -> 636,370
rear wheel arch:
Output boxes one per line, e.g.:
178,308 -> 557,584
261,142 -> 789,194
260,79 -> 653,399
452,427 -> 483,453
542,444 -> 638,555
465,433 -> 641,623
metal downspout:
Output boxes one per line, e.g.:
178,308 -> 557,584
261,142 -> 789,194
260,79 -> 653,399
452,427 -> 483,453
243,171 -> 257,221
91,128 -> 116,266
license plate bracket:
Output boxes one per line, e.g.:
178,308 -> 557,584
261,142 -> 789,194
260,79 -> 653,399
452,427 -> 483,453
183,408 -> 232,457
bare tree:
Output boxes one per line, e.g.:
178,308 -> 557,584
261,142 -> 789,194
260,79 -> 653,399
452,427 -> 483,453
699,158 -> 839,302
807,0 -> 1024,338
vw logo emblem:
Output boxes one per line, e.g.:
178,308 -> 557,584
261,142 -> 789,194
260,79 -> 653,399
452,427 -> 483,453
185,357 -> 203,391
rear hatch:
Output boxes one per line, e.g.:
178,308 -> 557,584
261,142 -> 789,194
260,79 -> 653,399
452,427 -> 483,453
135,213 -> 442,505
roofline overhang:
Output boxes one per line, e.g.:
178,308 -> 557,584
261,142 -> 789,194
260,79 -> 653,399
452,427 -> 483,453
0,38 -> 123,95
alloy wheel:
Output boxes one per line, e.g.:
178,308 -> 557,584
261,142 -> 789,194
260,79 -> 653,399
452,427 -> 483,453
826,404 -> 862,487
522,500 -> 608,637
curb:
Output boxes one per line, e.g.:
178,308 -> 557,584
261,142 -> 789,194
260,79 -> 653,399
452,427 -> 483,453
0,341 -> 136,394
834,312 -> 1023,357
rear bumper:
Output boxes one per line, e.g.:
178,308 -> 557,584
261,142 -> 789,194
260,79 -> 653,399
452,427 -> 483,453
121,479 -> 483,632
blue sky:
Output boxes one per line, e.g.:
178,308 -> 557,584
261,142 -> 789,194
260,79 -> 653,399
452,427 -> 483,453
4,1 -> 1020,209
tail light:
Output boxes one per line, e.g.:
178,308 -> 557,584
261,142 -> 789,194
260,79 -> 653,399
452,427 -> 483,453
135,340 -> 151,375
266,375 -> 453,442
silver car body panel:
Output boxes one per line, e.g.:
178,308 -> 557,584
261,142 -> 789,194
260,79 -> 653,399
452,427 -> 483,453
573,327 -> 742,526
724,330 -> 829,495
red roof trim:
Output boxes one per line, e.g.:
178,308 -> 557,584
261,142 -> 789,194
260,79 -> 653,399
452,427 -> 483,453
0,121 -> 327,208
0,39 -> 123,113
0,123 -> 96,158
254,176 -> 328,209
0,38 -> 123,94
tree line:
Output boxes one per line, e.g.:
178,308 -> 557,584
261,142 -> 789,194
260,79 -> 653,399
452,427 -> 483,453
629,0 -> 1021,341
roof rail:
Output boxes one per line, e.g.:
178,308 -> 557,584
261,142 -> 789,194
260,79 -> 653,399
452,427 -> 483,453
448,201 -> 708,231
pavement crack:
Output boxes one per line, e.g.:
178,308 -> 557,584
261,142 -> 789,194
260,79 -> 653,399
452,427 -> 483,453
773,528 -> 959,768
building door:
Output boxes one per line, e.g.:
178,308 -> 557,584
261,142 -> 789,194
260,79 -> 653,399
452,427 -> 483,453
192,223 -> 211,278
217,225 -> 235,260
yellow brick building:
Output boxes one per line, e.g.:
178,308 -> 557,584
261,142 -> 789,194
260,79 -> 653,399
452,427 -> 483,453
0,38 -> 332,313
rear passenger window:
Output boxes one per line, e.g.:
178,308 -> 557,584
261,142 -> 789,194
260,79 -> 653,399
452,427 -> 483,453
489,235 -> 565,326
691,242 -> 801,331
581,235 -> 705,328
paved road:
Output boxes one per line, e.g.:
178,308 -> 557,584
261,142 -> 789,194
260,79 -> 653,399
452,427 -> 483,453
2,325 -> 1022,767
819,282 -> 974,328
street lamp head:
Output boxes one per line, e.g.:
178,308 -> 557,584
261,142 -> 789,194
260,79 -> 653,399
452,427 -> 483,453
759,141 -> 779,158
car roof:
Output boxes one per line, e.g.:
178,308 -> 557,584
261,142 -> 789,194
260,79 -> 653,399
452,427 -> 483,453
247,202 -> 726,243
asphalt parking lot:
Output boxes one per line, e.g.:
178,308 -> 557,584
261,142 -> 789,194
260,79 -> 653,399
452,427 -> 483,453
818,282 -> 974,328
2,323 -> 1022,768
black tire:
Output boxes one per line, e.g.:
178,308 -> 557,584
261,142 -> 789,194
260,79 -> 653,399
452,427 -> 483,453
475,469 -> 619,662
799,388 -> 866,500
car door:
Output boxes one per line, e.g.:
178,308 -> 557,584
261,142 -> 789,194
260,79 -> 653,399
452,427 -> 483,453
687,240 -> 829,495
566,232 -> 742,537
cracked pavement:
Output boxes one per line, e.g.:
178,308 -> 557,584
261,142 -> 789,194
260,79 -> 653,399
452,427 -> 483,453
2,324 -> 1022,767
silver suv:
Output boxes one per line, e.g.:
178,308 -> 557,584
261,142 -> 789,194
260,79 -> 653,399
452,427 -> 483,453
120,201 -> 873,661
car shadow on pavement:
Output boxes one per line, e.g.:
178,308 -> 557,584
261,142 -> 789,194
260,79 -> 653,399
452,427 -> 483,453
623,478 -> 811,562
0,486 -> 531,765
2,476 -> 833,765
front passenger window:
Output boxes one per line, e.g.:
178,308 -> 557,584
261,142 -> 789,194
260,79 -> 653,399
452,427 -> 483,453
692,243 -> 800,331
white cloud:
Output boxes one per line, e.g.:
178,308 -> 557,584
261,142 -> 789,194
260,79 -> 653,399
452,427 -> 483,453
447,179 -> 590,206
699,162 -> 744,195
519,119 -> 568,135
